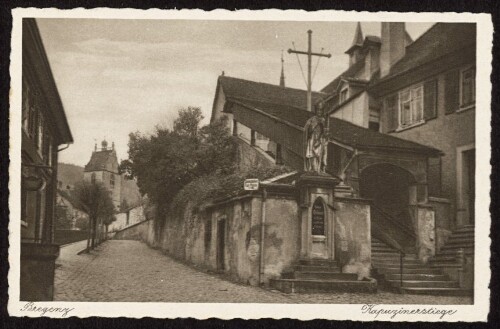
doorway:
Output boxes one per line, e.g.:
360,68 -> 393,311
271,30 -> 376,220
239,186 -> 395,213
359,163 -> 416,248
216,218 -> 226,271
463,149 -> 475,225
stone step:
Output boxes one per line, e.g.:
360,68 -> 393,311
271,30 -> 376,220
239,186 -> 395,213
270,278 -> 377,294
372,262 -> 428,269
430,262 -> 463,268
399,287 -> 472,296
431,255 -> 459,262
371,247 -> 399,252
293,265 -> 341,273
384,273 -> 449,281
298,259 -> 339,267
372,259 -> 422,266
285,271 -> 358,281
438,248 -> 474,256
376,267 -> 443,275
448,230 -> 474,237
453,227 -> 475,234
372,254 -> 418,261
387,280 -> 459,288
443,239 -> 474,246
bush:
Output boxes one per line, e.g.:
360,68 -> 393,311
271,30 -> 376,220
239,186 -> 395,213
170,165 -> 293,218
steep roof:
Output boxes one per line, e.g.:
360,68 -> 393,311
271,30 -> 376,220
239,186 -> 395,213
84,150 -> 116,172
218,75 -> 327,110
379,23 -> 476,81
57,189 -> 86,211
230,97 -> 441,155
328,117 -> 441,155
320,60 -> 365,94
24,19 -> 73,144
345,22 -> 364,54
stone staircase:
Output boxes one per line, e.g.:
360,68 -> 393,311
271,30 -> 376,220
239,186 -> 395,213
371,238 -> 469,295
431,225 -> 474,267
270,259 -> 377,293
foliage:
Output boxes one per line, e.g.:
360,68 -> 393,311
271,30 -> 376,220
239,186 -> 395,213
55,205 -> 72,230
74,215 -> 90,231
170,165 -> 293,218
71,180 -> 116,226
120,107 -> 236,215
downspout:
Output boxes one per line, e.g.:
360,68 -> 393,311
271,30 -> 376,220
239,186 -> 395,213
50,142 -> 71,243
259,186 -> 267,286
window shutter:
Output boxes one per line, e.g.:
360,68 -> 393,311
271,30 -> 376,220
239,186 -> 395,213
445,69 -> 459,114
385,95 -> 398,132
424,80 -> 437,120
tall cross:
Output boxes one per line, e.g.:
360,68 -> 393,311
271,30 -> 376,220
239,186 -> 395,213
288,30 -> 331,112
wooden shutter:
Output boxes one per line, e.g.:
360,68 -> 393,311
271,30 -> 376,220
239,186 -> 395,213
385,95 -> 398,132
424,80 -> 437,120
445,69 -> 460,114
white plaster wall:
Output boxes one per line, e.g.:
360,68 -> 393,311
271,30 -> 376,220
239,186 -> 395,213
331,92 -> 370,128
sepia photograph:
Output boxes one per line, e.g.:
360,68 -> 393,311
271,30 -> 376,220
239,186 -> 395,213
7,8 -> 492,321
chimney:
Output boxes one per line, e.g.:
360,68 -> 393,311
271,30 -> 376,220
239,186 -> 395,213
380,22 -> 407,78
361,36 -> 381,80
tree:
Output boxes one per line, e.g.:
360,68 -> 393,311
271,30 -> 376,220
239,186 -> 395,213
74,215 -> 89,231
55,205 -> 72,230
119,107 -> 236,219
72,180 -> 116,251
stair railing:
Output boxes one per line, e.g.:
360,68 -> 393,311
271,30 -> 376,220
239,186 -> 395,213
371,204 -> 416,239
372,224 -> 405,290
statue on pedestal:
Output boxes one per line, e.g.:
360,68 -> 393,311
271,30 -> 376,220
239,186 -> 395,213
304,102 -> 328,173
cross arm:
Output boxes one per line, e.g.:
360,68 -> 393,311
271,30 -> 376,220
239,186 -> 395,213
288,49 -> 332,58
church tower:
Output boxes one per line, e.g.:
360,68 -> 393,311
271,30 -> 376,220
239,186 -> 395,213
279,50 -> 286,88
83,139 -> 122,209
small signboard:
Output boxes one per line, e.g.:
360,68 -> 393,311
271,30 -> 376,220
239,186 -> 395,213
312,198 -> 325,235
244,178 -> 259,191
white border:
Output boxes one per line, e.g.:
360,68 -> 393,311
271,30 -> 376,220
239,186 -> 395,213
8,8 -> 493,321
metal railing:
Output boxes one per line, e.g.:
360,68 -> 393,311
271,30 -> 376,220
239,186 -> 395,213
372,223 -> 406,290
371,204 -> 416,239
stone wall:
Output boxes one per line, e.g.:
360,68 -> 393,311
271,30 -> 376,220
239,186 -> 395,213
138,193 -> 300,286
109,205 -> 146,232
235,137 -> 274,172
333,198 -> 372,279
113,220 -> 152,241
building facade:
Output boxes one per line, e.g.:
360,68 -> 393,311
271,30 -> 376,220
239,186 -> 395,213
21,18 -> 73,301
201,22 -> 476,294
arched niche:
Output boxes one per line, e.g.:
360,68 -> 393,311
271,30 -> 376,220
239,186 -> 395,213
311,197 -> 326,236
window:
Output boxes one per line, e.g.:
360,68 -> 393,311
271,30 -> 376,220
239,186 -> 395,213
45,132 -> 53,166
110,174 -> 115,188
204,219 -> 212,249
339,88 -> 348,103
399,85 -> 423,128
460,67 -> 475,108
91,173 -> 96,184
389,79 -> 437,131
36,111 -> 44,155
368,121 -> 380,132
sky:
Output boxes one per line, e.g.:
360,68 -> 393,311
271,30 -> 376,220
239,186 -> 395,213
36,19 -> 433,166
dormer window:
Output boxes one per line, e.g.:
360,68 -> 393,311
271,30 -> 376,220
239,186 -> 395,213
339,87 -> 348,103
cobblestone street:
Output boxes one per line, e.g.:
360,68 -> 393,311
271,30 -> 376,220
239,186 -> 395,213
54,240 -> 472,304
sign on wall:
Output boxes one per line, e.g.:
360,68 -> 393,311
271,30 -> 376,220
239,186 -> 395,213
312,198 -> 325,235
244,178 -> 259,191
